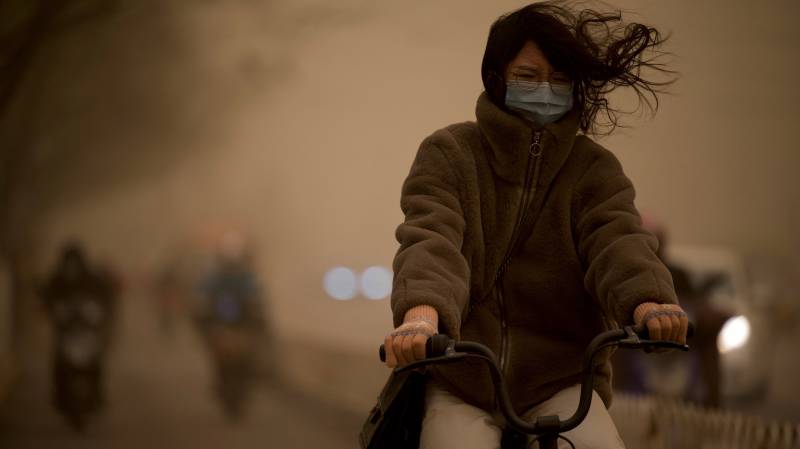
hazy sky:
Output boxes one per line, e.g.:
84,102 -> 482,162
14,0 -> 799,350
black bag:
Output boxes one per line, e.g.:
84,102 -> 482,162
359,369 -> 427,449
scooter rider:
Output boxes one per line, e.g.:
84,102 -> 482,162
194,232 -> 266,338
41,242 -> 115,417
382,3 -> 688,448
193,232 -> 270,417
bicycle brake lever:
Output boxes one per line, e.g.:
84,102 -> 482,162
638,340 -> 689,351
618,326 -> 689,351
619,326 -> 642,345
394,344 -> 467,374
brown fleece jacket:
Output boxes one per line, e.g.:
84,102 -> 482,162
390,92 -> 677,414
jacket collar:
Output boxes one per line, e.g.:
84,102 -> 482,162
475,92 -> 580,184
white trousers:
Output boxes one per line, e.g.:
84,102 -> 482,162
419,382 -> 626,449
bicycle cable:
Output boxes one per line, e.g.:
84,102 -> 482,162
526,434 -> 576,449
558,435 -> 577,449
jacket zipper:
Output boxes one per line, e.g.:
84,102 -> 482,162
497,131 -> 544,374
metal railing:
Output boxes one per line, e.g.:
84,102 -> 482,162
611,393 -> 800,449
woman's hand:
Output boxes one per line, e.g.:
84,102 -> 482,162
384,305 -> 439,368
633,302 -> 689,344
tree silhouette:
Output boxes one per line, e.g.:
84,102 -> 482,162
0,0 -> 118,342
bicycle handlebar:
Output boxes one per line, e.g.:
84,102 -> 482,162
378,322 -> 693,364
378,323 -> 693,436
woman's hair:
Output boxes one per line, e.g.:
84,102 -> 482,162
481,1 -> 676,135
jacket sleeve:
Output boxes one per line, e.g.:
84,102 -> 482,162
572,147 -> 677,325
391,134 -> 470,339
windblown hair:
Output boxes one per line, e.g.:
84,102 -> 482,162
481,1 -> 676,135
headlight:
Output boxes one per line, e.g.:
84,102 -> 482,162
717,315 -> 750,354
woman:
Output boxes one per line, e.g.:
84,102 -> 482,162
382,2 -> 688,448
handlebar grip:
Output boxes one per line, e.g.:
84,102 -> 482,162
425,334 -> 451,357
378,334 -> 452,363
635,321 -> 695,339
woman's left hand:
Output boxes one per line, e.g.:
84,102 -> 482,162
633,302 -> 689,344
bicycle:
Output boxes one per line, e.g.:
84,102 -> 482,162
369,324 -> 691,449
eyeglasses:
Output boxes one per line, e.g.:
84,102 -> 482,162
508,70 -> 572,87
506,79 -> 573,95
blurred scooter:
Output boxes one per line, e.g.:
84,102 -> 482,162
207,308 -> 258,420
42,243 -> 115,431
50,293 -> 108,430
193,232 -> 269,420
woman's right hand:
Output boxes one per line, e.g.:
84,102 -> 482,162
384,305 -> 439,368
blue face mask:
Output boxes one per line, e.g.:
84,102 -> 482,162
505,80 -> 574,126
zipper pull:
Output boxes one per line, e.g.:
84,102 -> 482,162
530,131 -> 543,156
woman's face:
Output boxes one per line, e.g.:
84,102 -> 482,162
504,40 -> 571,86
